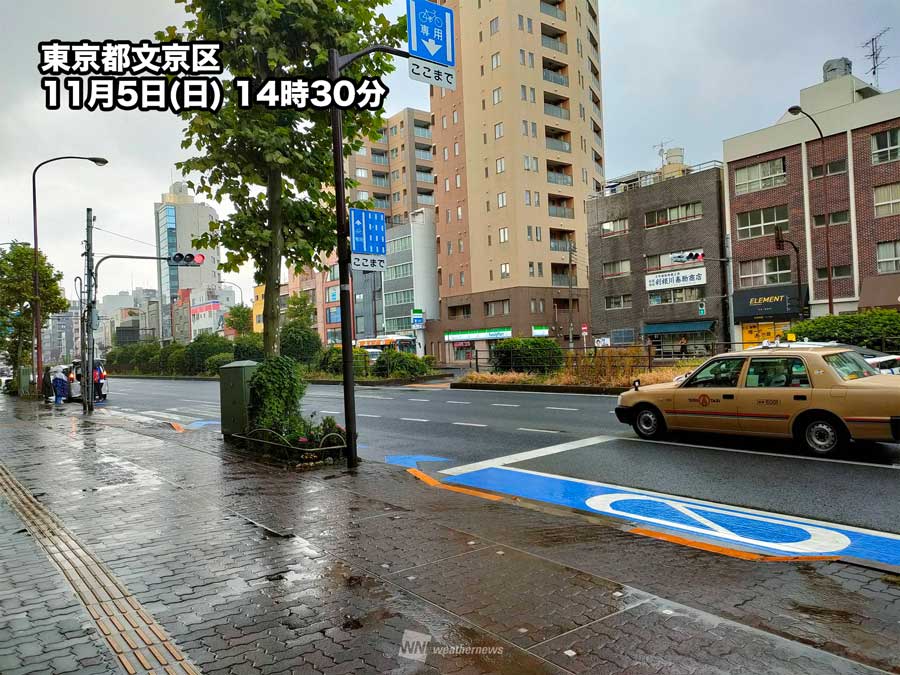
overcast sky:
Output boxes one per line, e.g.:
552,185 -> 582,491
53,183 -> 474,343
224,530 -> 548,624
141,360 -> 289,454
2,0 -> 898,306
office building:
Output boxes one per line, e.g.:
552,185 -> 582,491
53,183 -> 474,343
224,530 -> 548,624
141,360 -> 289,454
154,182 -> 222,340
430,0 -> 603,360
724,59 -> 900,345
588,152 -> 728,356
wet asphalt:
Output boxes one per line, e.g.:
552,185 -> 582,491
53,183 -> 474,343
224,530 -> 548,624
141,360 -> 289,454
105,378 -> 900,533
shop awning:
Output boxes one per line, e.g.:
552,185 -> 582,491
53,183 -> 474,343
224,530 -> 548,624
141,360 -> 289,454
859,276 -> 900,310
642,321 -> 715,335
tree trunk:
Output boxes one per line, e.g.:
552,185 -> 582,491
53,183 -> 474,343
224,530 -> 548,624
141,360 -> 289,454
263,168 -> 284,357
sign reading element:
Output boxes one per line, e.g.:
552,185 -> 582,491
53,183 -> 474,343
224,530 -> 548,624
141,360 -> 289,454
645,266 -> 707,291
444,327 -> 512,342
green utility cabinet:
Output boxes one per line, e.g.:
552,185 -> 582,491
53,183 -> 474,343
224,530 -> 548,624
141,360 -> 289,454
219,360 -> 259,437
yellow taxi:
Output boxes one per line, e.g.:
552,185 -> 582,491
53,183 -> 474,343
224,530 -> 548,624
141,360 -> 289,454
614,347 -> 900,455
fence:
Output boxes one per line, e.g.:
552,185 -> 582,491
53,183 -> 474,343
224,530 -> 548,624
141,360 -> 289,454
472,346 -> 654,381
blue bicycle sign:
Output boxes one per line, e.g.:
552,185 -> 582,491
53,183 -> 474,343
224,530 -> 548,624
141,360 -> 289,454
406,0 -> 455,67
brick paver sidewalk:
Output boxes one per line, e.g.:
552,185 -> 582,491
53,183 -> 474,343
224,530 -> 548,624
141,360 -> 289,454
1,397 -> 898,674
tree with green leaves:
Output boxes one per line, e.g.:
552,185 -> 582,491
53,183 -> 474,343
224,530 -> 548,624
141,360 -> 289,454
284,292 -> 316,331
0,243 -> 68,375
280,320 -> 322,366
224,303 -> 253,336
160,0 -> 403,357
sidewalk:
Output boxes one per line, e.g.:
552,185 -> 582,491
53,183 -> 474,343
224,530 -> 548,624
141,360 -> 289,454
0,397 -> 897,674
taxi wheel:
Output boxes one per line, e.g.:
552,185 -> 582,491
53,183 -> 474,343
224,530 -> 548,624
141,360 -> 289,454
633,405 -> 666,440
799,415 -> 847,456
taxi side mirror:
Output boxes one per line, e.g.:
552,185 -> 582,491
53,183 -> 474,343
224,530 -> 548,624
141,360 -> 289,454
632,379 -> 640,391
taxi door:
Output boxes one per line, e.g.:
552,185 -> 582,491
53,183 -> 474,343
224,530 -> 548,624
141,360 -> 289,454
734,356 -> 812,436
671,357 -> 746,432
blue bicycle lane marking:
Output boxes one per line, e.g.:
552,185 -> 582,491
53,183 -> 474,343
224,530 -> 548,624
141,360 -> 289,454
443,466 -> 900,567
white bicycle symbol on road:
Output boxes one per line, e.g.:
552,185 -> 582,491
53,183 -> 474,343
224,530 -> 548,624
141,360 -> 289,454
419,8 -> 443,28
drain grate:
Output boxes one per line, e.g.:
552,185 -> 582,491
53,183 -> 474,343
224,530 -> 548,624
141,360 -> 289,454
0,463 -> 200,675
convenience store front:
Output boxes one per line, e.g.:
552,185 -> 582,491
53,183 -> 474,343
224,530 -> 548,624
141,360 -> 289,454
733,285 -> 808,348
443,327 -> 512,362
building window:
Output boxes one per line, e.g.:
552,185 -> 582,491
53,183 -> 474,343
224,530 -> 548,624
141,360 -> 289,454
535,226 -> 542,241
460,271 -> 465,286
390,147 -> 398,159
524,190 -> 531,206
444,178 -> 450,192
484,299 -> 510,316
521,84 -> 527,100
355,168 -> 368,178
600,218 -> 628,237
458,239 -> 464,253
605,294 -> 632,310
489,16 -> 500,34
528,52 -> 534,68
522,119 -> 529,136
530,298 -> 545,313
537,262 -> 543,277
877,240 -> 900,273
356,146 -> 367,156
441,115 -> 447,129
526,225 -> 533,241
519,49 -> 526,65
386,263 -> 413,280
872,128 -> 900,164
602,259 -> 631,277
457,206 -> 463,220
386,316 -> 413,332
448,273 -> 454,288
386,235 -> 412,254
737,205 -> 788,240
809,159 -> 847,178
384,289 -> 415,306
874,182 -> 900,218
645,201 -> 703,227
454,142 -> 460,156
527,17 -> 532,32
813,210 -> 850,227
391,169 -> 400,180
446,240 -> 452,255
500,263 -> 510,279
356,190 -> 369,201
392,191 -> 400,203
455,174 -> 461,188
491,52 -> 501,69
442,147 -> 449,160
816,265 -> 852,281
390,125 -> 398,136
498,192 -> 507,208
453,110 -> 458,124
496,157 -> 505,173
611,328 -> 635,345
734,158 -> 787,195
529,261 -> 535,277
648,287 -> 703,305
492,87 -> 502,104
494,122 -> 504,139
328,264 -> 339,281
739,256 -> 791,287
499,227 -> 509,243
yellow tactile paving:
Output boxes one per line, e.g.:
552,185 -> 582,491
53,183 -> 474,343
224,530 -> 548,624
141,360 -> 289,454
0,463 -> 201,674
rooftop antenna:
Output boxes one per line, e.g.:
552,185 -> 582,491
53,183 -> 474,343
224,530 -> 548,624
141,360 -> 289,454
861,28 -> 892,88
652,139 -> 673,169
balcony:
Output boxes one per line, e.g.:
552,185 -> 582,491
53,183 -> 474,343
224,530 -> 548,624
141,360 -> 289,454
591,73 -> 601,90
544,103 -> 570,120
552,273 -> 577,287
413,126 -> 432,139
372,175 -> 389,188
371,153 -> 388,165
542,68 -> 569,86
375,134 -> 388,144
373,198 -> 390,209
593,132 -> 603,149
415,171 -> 433,183
550,238 -> 572,252
414,148 -> 433,161
592,103 -> 602,120
541,35 -> 568,54
540,1 -> 566,20
417,193 -> 435,205
547,171 -> 573,186
549,205 -> 575,218
546,137 -> 571,153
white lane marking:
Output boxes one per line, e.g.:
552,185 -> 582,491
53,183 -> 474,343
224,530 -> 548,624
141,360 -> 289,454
360,395 -> 394,399
501,465 -> 900,541
359,414 -> 382,418
491,403 -> 520,407
408,398 -> 430,402
400,418 -> 429,422
517,427 -> 560,434
180,399 -> 219,404
320,410 -> 342,415
445,400 -> 471,405
441,435 -> 612,476
453,422 -> 488,427
546,406 -> 579,411
618,436 -> 900,470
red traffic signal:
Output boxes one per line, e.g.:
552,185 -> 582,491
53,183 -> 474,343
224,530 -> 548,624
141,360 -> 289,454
168,252 -> 206,267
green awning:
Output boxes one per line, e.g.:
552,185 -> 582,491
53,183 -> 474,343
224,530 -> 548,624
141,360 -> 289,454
642,320 -> 715,335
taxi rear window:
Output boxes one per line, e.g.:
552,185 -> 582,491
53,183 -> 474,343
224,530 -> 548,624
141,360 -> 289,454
824,351 -> 879,380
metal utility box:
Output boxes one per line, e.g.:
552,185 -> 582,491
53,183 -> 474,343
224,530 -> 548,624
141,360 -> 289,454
219,360 -> 259,437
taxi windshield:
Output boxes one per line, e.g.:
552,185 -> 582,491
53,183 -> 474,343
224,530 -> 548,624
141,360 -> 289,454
824,351 -> 879,380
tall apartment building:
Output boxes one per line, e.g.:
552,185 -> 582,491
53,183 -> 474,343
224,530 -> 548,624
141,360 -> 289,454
154,182 -> 222,341
724,60 -> 900,346
429,0 -> 603,361
588,152 -> 728,356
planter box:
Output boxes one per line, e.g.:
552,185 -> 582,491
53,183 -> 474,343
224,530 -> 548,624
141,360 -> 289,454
228,431 -> 346,468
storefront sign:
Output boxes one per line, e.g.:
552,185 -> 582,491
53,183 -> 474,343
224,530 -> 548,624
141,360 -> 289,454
644,267 -> 706,291
531,325 -> 549,337
733,285 -> 807,320
411,308 -> 425,328
444,327 -> 512,342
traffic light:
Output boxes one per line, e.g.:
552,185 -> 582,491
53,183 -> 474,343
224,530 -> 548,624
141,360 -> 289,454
670,250 -> 704,264
698,300 -> 706,317
168,252 -> 206,267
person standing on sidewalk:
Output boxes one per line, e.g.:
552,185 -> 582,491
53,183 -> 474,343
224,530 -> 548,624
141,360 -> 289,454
41,366 -> 53,403
51,366 -> 68,405
679,335 -> 688,358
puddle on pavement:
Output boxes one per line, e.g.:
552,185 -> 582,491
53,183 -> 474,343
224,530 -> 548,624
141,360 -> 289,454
791,603 -> 860,624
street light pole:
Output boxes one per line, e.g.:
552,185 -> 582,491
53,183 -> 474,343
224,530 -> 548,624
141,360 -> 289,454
218,280 -> 244,306
788,106 -> 833,315
32,156 -> 108,376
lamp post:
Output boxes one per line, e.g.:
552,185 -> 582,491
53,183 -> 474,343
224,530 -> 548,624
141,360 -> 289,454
32,156 -> 108,373
787,106 -> 833,315
218,280 -> 244,306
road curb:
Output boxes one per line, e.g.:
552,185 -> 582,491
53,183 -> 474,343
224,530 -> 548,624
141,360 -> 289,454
109,374 -> 219,381
451,382 -> 628,395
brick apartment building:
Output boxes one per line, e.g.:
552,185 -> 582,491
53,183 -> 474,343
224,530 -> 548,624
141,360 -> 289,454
724,59 -> 900,346
588,152 -> 728,356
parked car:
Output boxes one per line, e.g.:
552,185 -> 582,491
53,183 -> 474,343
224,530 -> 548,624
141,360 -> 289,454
363,348 -> 383,364
616,347 -> 900,456
66,360 -> 108,402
